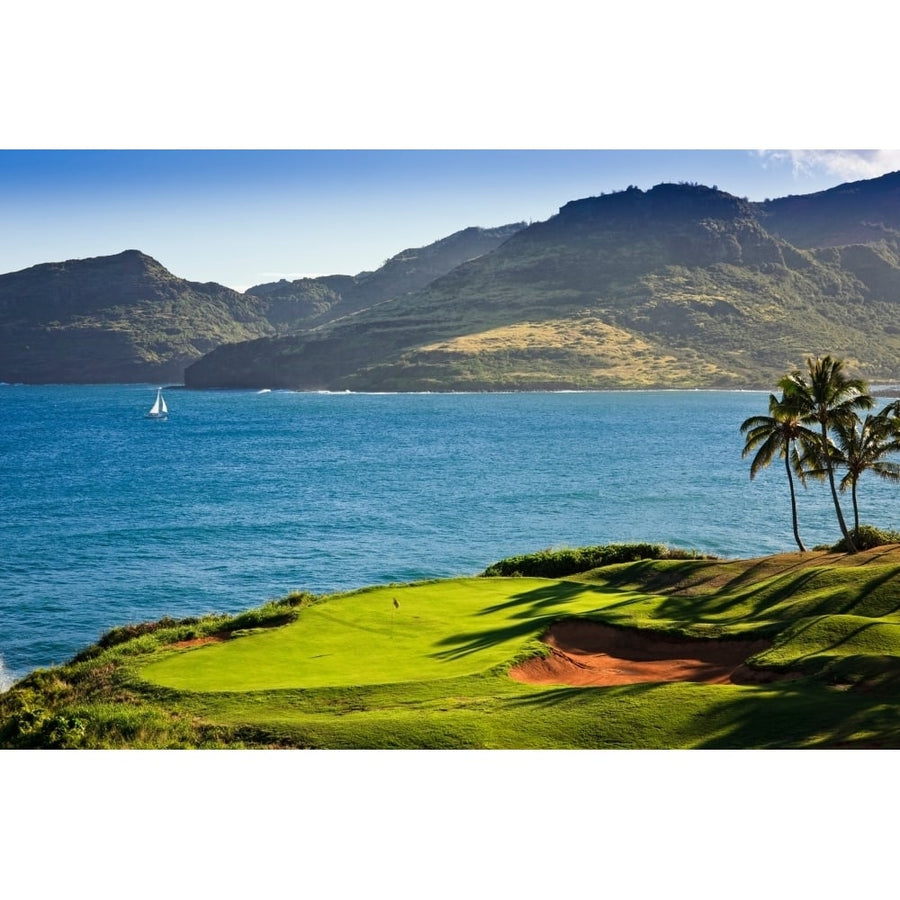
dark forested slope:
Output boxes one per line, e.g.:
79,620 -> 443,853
0,251 -> 274,383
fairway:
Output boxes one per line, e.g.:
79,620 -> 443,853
139,577 -> 633,692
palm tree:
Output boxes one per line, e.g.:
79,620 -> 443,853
740,392 -> 821,552
830,403 -> 900,535
778,355 -> 873,551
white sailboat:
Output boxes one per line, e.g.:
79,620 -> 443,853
146,387 -> 168,419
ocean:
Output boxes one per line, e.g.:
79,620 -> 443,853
2,384 -> 897,686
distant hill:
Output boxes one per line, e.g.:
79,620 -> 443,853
7,174 -> 900,389
185,175 -> 900,391
0,224 -> 525,384
0,250 -> 274,384
754,170 -> 900,248
245,223 -> 527,330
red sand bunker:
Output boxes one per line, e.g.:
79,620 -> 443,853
509,621 -> 772,686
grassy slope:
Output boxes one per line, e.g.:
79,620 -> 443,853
5,546 -> 900,748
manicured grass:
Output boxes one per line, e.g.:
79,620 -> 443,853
6,545 -> 900,748
139,578 -> 643,692
171,675 -> 900,749
578,553 -> 900,639
758,615 -> 900,668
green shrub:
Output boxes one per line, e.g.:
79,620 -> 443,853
222,600 -> 302,633
95,615 -> 200,650
831,525 -> 900,553
0,690 -> 87,749
481,543 -> 708,578
218,592 -> 319,633
275,591 -> 319,609
663,547 -> 711,560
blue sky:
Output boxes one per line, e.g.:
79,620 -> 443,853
3,7 -> 895,291
2,149 -> 899,291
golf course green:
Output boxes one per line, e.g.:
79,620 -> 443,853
139,578 -> 639,692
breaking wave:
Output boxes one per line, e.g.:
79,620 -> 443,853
0,654 -> 16,693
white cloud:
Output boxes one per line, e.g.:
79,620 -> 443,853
755,149 -> 900,182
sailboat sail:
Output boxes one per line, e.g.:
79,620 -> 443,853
147,388 -> 168,418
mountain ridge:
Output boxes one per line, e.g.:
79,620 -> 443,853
5,172 -> 900,387
0,249 -> 275,383
185,174 -> 900,391
244,223 -> 526,329
0,225 -> 524,383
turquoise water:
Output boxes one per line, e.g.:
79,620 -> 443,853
2,384 -> 898,685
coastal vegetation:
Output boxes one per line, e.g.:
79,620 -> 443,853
741,355 -> 900,554
5,542 -> 900,749
480,542 -> 713,578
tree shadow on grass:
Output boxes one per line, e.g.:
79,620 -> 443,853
602,556 -> 900,627
649,569 -> 825,625
478,580 -> 615,618
446,566 -> 900,668
433,581 -> 625,661
774,616 -> 900,667
848,568 -> 900,617
650,566 -> 900,629
431,618 -> 556,661
595,558 -> 743,595
692,682 -> 900,748
502,680 -> 900,747
704,555 -> 817,594
503,682 -> 660,708
595,556 -> 816,600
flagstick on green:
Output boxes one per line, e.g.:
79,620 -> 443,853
391,597 -> 399,638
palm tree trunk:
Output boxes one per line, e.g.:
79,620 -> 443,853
784,452 -> 806,552
851,480 -> 860,536
821,422 -> 856,551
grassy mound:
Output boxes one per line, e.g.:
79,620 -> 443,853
4,544 -> 900,749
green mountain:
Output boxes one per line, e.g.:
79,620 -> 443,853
755,170 -> 900,248
0,250 -> 274,384
185,175 -> 900,391
0,225 -> 524,384
245,223 -> 526,330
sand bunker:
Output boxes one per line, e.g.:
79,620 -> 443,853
509,620 -> 772,686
